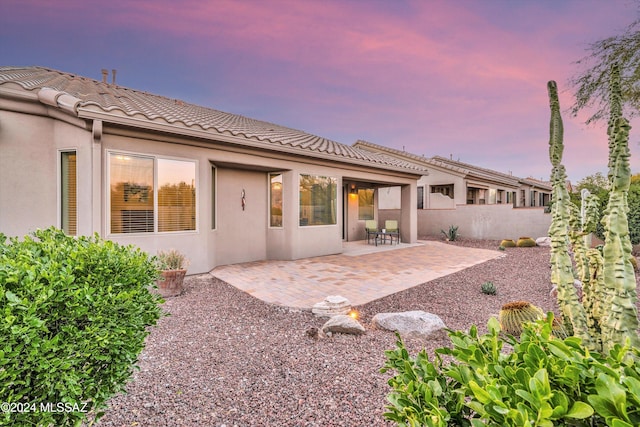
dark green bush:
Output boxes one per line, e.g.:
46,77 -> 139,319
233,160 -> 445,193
0,228 -> 163,426
381,315 -> 640,426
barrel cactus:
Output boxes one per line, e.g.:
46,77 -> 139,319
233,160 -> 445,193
516,237 -> 536,247
500,239 -> 516,248
498,301 -> 545,336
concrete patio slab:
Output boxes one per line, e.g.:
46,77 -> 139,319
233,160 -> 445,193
210,240 -> 503,309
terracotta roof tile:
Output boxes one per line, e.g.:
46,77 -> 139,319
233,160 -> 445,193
0,66 -> 426,174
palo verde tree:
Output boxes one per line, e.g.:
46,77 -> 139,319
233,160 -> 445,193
570,14 -> 640,125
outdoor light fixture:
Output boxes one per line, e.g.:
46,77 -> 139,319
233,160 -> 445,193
348,309 -> 359,320
349,184 -> 357,195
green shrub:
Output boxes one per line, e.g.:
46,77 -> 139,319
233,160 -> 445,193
0,228 -> 163,426
481,281 -> 497,295
381,316 -> 640,426
441,225 -> 460,241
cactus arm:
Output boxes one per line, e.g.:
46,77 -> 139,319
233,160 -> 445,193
600,112 -> 639,350
547,81 -> 596,349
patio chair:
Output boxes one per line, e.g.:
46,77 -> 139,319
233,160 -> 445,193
384,220 -> 399,244
365,220 -> 378,244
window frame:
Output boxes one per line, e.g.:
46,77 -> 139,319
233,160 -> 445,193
357,188 -> 375,220
269,173 -> 284,228
298,173 -> 337,227
107,150 -> 198,235
59,150 -> 77,235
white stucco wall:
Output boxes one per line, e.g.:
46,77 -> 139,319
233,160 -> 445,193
0,110 -> 93,237
418,204 -> 551,240
380,204 -> 551,241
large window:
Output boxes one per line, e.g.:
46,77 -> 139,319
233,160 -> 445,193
299,174 -> 337,226
270,173 -> 283,227
109,153 -> 196,234
157,159 -> 196,232
61,151 -> 77,235
358,188 -> 374,220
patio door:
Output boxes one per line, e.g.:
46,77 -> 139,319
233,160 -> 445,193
215,168 -> 267,265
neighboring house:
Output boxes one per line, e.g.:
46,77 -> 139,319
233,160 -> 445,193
0,66 -> 426,274
353,140 -> 553,240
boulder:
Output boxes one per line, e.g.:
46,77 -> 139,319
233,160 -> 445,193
321,315 -> 366,336
372,311 -> 447,338
312,295 -> 351,317
536,237 -> 551,247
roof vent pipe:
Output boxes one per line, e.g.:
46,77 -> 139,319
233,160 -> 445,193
111,69 -> 117,85
101,69 -> 108,83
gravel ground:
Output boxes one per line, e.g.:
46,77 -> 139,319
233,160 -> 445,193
95,239 -> 640,427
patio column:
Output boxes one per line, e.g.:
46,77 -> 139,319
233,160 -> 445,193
400,183 -> 417,243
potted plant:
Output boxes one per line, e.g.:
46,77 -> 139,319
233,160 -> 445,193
155,249 -> 189,297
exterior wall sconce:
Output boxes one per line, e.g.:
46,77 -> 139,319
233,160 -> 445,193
349,184 -> 357,195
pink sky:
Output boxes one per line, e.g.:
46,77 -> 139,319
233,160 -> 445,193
2,0 -> 638,182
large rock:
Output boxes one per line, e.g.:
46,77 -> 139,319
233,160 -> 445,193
372,311 -> 447,338
312,295 -> 351,317
536,237 -> 551,247
321,314 -> 366,336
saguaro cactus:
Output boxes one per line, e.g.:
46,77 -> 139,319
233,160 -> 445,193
547,81 -> 595,349
598,65 -> 639,350
546,64 -> 639,352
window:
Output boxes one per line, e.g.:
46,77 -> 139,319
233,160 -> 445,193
157,159 -> 196,232
417,186 -> 424,209
270,173 -> 283,227
109,152 -> 196,234
358,188 -> 374,220
431,184 -> 454,199
467,187 -> 485,204
61,151 -> 77,235
299,174 -> 337,226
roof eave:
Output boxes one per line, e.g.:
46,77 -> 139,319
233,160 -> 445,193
78,108 -> 426,177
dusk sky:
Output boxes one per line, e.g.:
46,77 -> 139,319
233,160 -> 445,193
2,0 -> 639,183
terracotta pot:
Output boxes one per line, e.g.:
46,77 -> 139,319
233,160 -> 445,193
156,269 -> 187,297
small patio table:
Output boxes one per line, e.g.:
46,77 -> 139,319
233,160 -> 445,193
373,231 -> 399,246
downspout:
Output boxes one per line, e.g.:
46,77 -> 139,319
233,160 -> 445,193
92,120 -> 103,235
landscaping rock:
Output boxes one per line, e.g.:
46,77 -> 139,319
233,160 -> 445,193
321,315 -> 366,336
536,237 -> 551,247
311,295 -> 351,317
372,311 -> 447,338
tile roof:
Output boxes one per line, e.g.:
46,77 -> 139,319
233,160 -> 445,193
0,66 -> 426,174
430,155 -> 522,187
354,140 -> 552,191
354,140 -> 465,175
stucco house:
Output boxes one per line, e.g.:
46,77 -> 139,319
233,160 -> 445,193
0,66 -> 426,274
353,140 -> 553,240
